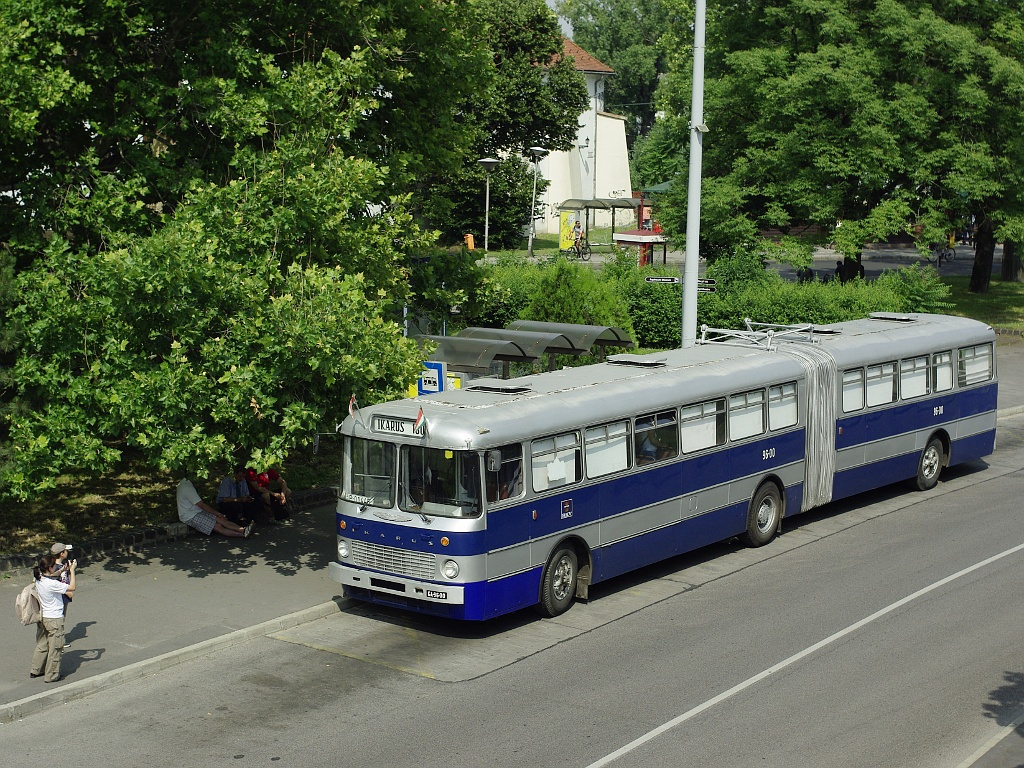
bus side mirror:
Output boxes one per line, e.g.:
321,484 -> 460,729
486,450 -> 502,473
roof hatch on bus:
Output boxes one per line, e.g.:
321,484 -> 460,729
868,312 -> 916,323
606,355 -> 667,368
464,382 -> 533,395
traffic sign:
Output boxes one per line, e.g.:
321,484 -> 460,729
697,286 -> 716,293
697,278 -> 716,286
644,276 -> 681,284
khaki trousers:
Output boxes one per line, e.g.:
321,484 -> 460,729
31,617 -> 65,682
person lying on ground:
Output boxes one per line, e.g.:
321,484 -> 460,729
178,476 -> 252,538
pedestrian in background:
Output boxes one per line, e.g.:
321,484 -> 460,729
50,542 -> 73,647
30,553 -> 76,683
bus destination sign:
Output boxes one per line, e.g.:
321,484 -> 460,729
372,416 -> 425,437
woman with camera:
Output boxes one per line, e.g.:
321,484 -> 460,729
30,553 -> 77,683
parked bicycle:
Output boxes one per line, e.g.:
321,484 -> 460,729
927,242 -> 956,264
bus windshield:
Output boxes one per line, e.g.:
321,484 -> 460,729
347,437 -> 396,508
399,446 -> 481,518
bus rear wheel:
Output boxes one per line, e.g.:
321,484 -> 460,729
536,547 -> 578,617
915,437 -> 944,491
741,483 -> 781,547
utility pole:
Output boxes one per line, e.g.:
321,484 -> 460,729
681,0 -> 707,348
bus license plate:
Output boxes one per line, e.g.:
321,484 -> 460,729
426,590 -> 447,600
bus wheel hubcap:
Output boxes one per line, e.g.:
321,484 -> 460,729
553,557 -> 574,601
757,499 -> 776,532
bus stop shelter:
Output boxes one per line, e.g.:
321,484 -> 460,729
420,322 -> 633,378
558,197 -> 640,245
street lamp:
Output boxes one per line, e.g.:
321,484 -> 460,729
526,146 -> 546,258
478,157 -> 499,251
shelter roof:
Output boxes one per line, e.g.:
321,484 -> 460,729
421,323 -> 634,377
558,197 -> 638,211
418,336 -> 541,376
506,321 -> 634,350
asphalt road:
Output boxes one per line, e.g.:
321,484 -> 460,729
581,240 -> 1002,283
3,414 -> 1022,768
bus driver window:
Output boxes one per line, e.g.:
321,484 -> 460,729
486,445 -> 524,503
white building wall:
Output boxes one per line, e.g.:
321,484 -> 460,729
533,71 -> 635,236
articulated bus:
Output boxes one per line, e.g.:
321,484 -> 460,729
328,313 -> 998,620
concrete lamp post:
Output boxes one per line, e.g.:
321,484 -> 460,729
478,157 -> 499,252
526,146 -> 546,258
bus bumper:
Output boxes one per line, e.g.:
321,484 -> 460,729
329,561 -> 465,607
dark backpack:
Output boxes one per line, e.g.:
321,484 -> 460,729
15,583 -> 42,625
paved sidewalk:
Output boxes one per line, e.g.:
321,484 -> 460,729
2,333 -> 1023,768
0,495 -> 346,722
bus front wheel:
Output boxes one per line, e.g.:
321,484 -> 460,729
536,547 -> 578,617
915,437 -> 944,491
741,483 -> 781,547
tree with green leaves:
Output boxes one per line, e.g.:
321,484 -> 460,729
414,0 -> 588,248
0,0 -> 497,499
650,0 -> 1024,289
0,0 -> 491,267
557,0 -> 670,147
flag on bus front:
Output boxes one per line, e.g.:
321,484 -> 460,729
349,394 -> 358,418
414,406 -> 426,434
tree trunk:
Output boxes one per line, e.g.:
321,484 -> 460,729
1001,240 -> 1023,282
969,216 -> 995,293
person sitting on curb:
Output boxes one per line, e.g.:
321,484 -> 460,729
263,468 -> 292,520
246,467 -> 276,524
178,476 -> 253,538
216,465 -> 263,526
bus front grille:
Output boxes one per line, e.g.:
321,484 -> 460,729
350,541 -> 436,579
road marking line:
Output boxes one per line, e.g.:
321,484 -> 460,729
586,541 -> 1024,768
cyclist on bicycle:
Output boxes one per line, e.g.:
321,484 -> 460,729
572,220 -> 583,247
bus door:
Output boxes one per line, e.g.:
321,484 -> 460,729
482,444 -> 529,579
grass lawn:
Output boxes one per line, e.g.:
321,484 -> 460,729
1,444 -> 343,559
943,276 -> 1024,332
2,264 -> 1021,559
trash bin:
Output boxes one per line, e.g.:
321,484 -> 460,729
464,234 -> 475,250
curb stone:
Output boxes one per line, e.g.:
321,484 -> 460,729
0,486 -> 338,578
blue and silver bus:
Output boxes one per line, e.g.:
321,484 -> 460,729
328,313 -> 998,620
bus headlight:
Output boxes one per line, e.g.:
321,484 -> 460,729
337,540 -> 350,559
441,559 -> 460,579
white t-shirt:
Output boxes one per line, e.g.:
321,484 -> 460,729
35,575 -> 69,619
176,478 -> 203,523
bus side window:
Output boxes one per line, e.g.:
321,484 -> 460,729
900,356 -> 929,399
958,343 -> 994,386
865,362 -> 897,407
768,382 -> 798,430
729,389 -> 765,441
586,421 -> 630,478
680,398 -> 726,453
486,444 -> 523,503
933,351 -> 953,392
842,369 -> 864,412
531,432 -> 581,492
634,411 -> 678,465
